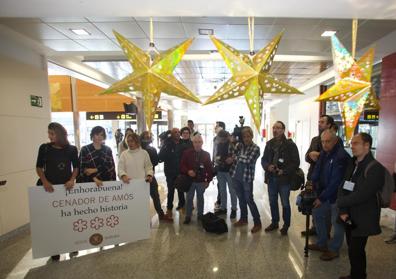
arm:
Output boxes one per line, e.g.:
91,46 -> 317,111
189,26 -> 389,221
35,144 -> 53,192
65,146 -> 79,189
204,152 -> 214,183
150,147 -> 159,167
117,152 -> 128,179
337,163 -> 384,208
261,144 -> 271,171
144,151 -> 154,177
283,142 -> 300,176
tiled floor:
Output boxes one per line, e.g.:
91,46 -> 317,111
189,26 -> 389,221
1,172 -> 396,279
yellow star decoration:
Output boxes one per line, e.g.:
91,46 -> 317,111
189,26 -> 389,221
316,36 -> 379,142
101,31 -> 201,129
204,32 -> 303,130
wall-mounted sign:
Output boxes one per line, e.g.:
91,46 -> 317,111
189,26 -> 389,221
86,111 -> 162,121
363,110 -> 379,121
30,95 -> 43,108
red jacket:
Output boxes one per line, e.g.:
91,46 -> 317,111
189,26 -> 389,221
180,148 -> 214,183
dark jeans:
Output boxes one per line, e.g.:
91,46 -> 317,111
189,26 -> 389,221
268,176 -> 291,228
166,175 -> 185,210
150,176 -> 164,216
345,226 -> 368,279
232,178 -> 261,225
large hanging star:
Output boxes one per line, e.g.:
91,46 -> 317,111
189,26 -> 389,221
316,35 -> 379,142
204,32 -> 303,130
101,31 -> 201,129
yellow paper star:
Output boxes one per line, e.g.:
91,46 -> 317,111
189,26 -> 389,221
101,31 -> 201,129
316,36 -> 379,142
204,32 -> 303,130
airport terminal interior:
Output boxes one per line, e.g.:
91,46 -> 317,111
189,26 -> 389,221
1,1 -> 396,278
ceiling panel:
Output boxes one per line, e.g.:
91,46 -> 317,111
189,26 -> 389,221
136,21 -> 186,38
93,21 -> 147,38
75,39 -> 119,51
1,22 -> 68,40
47,22 -> 107,39
182,23 -> 228,38
42,39 -> 87,51
41,17 -> 88,23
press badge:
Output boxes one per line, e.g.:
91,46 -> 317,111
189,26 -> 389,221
343,181 -> 355,191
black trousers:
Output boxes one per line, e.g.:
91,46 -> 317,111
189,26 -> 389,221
150,176 -> 164,216
166,175 -> 185,210
345,226 -> 368,279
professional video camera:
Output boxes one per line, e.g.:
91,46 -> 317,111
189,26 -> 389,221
232,116 -> 245,142
297,181 -> 317,215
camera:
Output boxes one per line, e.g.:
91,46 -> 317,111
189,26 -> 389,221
296,181 -> 317,215
232,116 -> 245,142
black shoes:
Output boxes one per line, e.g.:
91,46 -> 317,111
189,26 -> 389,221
230,209 -> 237,219
183,217 -> 191,224
264,223 -> 279,232
51,255 -> 60,261
280,227 -> 288,236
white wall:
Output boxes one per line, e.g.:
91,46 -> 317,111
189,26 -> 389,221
0,30 -> 50,236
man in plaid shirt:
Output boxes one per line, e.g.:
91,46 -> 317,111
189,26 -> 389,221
227,127 -> 261,233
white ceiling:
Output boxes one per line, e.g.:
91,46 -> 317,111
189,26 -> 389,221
1,0 -> 396,19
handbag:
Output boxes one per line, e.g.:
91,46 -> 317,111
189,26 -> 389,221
174,174 -> 193,192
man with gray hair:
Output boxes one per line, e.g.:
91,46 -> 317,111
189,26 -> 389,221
308,129 -> 351,261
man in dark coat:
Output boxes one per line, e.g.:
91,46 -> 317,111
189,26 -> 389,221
261,121 -> 300,235
338,133 -> 385,279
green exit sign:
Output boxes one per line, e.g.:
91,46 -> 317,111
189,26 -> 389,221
30,95 -> 43,107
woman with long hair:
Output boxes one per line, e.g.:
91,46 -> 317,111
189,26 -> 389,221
35,122 -> 79,260
78,126 -> 116,186
118,128 -> 134,156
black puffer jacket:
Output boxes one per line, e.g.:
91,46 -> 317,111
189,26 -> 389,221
158,139 -> 183,177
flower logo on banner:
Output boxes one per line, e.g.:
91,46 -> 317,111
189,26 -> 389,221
90,217 -> 104,230
73,219 -> 88,232
106,215 -> 120,228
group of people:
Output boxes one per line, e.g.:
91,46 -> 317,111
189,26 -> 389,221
36,117 -> 393,279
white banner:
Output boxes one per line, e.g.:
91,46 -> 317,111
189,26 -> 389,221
29,180 -> 150,258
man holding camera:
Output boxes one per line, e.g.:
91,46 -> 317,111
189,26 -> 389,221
308,129 -> 351,261
261,121 -> 300,235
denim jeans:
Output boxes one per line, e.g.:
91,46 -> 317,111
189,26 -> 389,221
312,200 -> 332,247
268,176 -> 291,227
166,176 -> 185,210
186,182 -> 206,218
329,203 -> 345,252
233,178 -> 261,225
217,171 -> 237,211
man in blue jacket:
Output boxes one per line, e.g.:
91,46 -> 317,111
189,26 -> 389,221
308,129 -> 351,261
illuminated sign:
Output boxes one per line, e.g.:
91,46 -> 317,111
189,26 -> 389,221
363,111 -> 379,121
86,111 -> 162,120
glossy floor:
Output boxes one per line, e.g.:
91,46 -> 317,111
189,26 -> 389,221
1,173 -> 396,279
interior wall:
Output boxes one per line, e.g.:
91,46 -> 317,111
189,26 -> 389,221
0,31 -> 50,236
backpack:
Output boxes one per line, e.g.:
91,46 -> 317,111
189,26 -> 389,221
201,212 -> 228,234
290,168 -> 305,191
364,160 -> 396,208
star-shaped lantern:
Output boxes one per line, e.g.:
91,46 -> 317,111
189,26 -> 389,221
316,35 -> 379,142
204,32 -> 303,130
101,31 -> 201,129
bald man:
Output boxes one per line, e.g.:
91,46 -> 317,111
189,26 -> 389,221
308,129 -> 351,261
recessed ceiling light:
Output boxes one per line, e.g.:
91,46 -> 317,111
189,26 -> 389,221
321,30 -> 337,37
70,28 -> 91,36
199,28 -> 214,35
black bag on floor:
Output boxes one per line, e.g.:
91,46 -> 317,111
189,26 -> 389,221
201,212 -> 228,234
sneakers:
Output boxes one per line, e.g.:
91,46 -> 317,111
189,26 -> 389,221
264,223 -> 279,232
307,243 -> 328,252
214,209 -> 227,216
301,227 -> 317,236
320,250 -> 339,261
230,209 -> 237,219
385,234 -> 396,244
233,220 -> 248,227
251,224 -> 262,234
183,217 -> 191,225
280,227 -> 288,236
159,214 -> 173,223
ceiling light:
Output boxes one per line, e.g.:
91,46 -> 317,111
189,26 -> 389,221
70,28 -> 91,36
199,28 -> 214,35
321,30 -> 337,37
